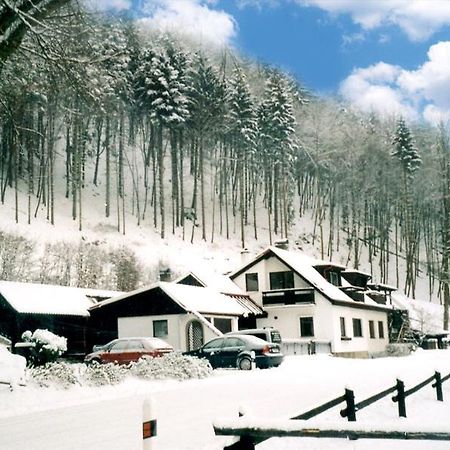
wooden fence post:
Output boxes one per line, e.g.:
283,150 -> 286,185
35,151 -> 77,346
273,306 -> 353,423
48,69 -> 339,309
395,379 -> 407,418
224,436 -> 256,450
344,389 -> 356,422
435,372 -> 443,402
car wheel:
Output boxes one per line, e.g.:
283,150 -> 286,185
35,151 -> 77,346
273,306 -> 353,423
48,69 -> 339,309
238,356 -> 252,371
89,358 -> 101,364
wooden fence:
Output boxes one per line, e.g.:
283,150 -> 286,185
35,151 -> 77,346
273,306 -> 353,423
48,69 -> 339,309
215,370 -> 450,449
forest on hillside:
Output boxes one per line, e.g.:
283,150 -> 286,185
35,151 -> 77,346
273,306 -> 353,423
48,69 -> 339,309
1,2 -> 450,325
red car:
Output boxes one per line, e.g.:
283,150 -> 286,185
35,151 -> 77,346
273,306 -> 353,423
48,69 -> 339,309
84,337 -> 173,364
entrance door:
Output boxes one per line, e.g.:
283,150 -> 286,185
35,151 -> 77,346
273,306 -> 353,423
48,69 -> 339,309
186,320 -> 204,351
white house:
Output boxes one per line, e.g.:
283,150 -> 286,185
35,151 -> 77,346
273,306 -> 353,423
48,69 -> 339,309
89,282 -> 263,352
229,246 -> 391,357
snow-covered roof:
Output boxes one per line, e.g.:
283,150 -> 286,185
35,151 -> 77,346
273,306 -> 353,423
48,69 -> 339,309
90,281 -> 259,317
160,282 -> 251,316
231,246 -> 353,303
0,281 -> 120,317
175,267 -> 245,295
392,292 -> 449,335
230,246 -> 392,311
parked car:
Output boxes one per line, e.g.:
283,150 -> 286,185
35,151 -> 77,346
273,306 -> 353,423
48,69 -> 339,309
185,334 -> 284,370
226,327 -> 282,346
85,337 -> 173,364
0,347 -> 26,390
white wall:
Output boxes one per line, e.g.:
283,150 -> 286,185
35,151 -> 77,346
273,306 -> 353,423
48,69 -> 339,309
330,306 -> 389,355
118,315 -> 182,350
256,292 -> 333,343
118,314 -> 239,352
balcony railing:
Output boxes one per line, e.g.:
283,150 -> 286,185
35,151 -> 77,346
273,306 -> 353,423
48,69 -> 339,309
262,288 -> 315,306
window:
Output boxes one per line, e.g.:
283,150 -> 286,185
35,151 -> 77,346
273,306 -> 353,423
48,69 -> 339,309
369,320 -> 375,339
110,340 -> 129,351
300,316 -> 315,337
245,273 -> 259,291
203,338 -> 224,351
269,271 -> 294,290
214,318 -> 232,334
329,271 -> 340,286
352,318 -> 363,337
340,317 -> 347,337
153,320 -> 168,338
128,339 -> 145,350
223,337 -> 245,349
378,321 -> 385,339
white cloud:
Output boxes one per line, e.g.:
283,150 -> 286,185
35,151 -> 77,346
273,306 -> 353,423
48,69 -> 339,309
339,62 -> 419,121
339,41 -> 450,125
297,0 -> 450,41
137,0 -> 237,47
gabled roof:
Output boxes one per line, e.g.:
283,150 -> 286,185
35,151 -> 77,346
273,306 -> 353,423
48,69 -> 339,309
230,246 -> 391,312
0,281 -> 120,317
230,246 -> 352,302
90,282 -> 260,317
175,268 -> 246,295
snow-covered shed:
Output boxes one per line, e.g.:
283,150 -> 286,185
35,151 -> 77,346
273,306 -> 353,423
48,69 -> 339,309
89,281 -> 263,352
229,246 -> 392,357
0,281 -> 119,354
391,292 -> 449,347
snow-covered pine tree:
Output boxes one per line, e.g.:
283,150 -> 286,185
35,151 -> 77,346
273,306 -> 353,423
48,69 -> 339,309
227,65 -> 257,247
258,69 -> 297,239
392,117 -> 422,297
187,54 -> 226,242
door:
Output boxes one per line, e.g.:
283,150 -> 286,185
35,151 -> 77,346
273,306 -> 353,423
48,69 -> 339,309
199,338 -> 224,368
186,320 -> 204,351
102,340 -> 129,363
220,337 -> 246,367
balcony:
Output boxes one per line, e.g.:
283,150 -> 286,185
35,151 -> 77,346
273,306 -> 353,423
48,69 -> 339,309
339,286 -> 365,302
262,288 -> 315,306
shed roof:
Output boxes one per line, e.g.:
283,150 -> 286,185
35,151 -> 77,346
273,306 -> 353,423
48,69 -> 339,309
90,282 -> 260,317
392,292 -> 449,335
0,281 -> 120,317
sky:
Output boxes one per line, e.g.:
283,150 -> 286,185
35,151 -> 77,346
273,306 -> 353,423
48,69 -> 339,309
95,0 -> 450,125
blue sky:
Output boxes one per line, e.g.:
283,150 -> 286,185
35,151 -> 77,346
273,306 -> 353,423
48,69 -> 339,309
99,0 -> 450,124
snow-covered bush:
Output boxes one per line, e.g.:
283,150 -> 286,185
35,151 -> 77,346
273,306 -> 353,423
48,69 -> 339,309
22,329 -> 67,366
28,362 -> 78,389
385,343 -> 416,357
0,347 -> 26,390
82,361 -> 127,386
129,353 -> 213,381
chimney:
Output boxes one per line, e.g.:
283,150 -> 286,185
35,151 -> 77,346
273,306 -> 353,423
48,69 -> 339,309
274,239 -> 289,250
159,268 -> 172,282
240,248 -> 250,264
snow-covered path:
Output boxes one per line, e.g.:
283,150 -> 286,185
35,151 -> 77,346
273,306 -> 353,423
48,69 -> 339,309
2,351 -> 450,450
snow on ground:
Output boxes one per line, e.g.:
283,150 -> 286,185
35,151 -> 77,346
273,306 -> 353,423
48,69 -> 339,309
2,350 -> 450,449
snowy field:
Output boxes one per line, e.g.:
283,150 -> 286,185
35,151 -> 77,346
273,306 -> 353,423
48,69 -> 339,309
2,350 -> 450,449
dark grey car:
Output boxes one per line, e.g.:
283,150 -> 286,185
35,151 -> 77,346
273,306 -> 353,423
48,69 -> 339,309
185,335 -> 283,370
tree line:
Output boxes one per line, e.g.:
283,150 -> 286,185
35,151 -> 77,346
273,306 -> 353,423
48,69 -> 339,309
1,3 -> 450,325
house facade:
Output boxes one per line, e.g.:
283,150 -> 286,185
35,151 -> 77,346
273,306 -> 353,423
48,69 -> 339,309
89,282 -> 263,352
230,246 -> 391,357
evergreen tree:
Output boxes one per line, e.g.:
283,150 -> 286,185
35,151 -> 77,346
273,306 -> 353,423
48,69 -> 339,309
392,118 -> 422,179
392,117 -> 422,296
